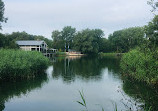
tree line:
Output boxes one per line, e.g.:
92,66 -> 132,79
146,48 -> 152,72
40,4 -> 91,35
0,32 -> 53,49
0,26 -> 145,54
51,26 -> 145,54
0,0 -> 157,55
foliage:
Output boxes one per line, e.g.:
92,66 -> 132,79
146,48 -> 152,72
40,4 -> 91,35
0,0 -> 7,29
52,26 -> 76,51
1,26 -> 145,54
51,27 -> 105,54
61,26 -> 76,43
147,0 -> 158,13
144,15 -> 158,49
0,33 -> 19,49
99,38 -> 112,53
52,30 -> 64,49
0,31 -> 53,49
73,29 -> 104,54
0,49 -> 50,79
120,48 -> 158,84
108,27 -> 145,53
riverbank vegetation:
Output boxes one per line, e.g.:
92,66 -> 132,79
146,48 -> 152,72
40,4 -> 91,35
0,49 -> 50,80
120,48 -> 158,84
55,52 -> 67,56
0,0 -> 157,85
120,14 -> 158,85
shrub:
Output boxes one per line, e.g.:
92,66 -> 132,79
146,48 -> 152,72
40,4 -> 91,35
0,49 -> 50,79
120,48 -> 158,84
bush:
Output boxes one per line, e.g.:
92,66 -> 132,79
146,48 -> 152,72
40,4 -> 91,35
0,49 -> 50,79
120,48 -> 158,84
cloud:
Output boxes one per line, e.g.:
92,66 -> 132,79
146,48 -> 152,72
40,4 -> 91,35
1,0 -> 153,39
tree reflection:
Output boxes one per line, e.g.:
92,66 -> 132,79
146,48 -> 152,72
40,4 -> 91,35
0,74 -> 48,111
52,56 -> 120,83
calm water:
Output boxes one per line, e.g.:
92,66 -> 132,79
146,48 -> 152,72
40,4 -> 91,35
0,56 -> 158,111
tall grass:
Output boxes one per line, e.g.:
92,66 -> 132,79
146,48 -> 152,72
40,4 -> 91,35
0,49 -> 50,80
77,90 -> 88,111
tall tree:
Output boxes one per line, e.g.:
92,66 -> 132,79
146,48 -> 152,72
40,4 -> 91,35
52,30 -> 64,50
73,29 -> 104,54
61,26 -> 76,42
61,26 -> 76,49
0,0 -> 7,29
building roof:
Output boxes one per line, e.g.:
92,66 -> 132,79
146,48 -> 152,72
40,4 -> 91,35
16,40 -> 45,46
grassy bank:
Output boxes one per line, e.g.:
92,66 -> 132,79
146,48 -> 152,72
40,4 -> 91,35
55,52 -> 67,56
0,49 -> 50,80
99,52 -> 123,58
120,49 -> 158,85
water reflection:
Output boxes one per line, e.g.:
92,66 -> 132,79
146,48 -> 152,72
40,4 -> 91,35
52,56 -> 158,110
52,56 -> 121,83
122,77 -> 158,111
0,74 -> 48,111
1,56 -> 157,111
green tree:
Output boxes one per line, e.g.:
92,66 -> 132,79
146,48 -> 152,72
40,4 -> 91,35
73,29 -> 104,54
61,26 -> 76,49
51,30 -> 64,50
144,15 -> 158,60
0,33 -> 6,48
108,27 -> 144,53
0,0 -> 7,29
0,31 -> 53,49
145,15 -> 158,47
51,26 -> 76,51
99,38 -> 112,53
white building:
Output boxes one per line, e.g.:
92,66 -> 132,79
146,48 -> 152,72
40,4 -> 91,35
16,40 -> 47,53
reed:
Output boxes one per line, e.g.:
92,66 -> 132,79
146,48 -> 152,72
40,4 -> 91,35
0,49 -> 50,80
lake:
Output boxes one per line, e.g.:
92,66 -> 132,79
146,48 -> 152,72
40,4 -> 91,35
0,56 -> 158,111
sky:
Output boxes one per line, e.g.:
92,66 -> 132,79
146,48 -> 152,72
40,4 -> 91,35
0,0 -> 154,39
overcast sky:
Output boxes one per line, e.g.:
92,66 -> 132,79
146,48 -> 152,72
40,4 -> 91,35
0,0 -> 154,39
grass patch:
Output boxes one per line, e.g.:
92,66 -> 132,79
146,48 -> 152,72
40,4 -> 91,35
99,52 -> 123,58
0,49 -> 50,80
55,52 -> 67,56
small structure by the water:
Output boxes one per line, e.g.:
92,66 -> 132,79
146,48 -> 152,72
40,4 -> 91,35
47,48 -> 58,53
47,48 -> 58,57
16,40 -> 47,53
